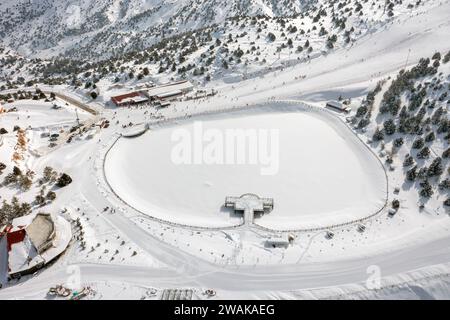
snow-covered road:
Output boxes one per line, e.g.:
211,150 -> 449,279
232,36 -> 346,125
1,231 -> 450,298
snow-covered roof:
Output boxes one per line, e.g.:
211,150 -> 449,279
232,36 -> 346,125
111,92 -> 149,105
155,90 -> 183,99
146,80 -> 193,97
326,100 -> 342,108
8,235 -> 40,274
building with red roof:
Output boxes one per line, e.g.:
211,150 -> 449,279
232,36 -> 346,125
111,91 -> 149,107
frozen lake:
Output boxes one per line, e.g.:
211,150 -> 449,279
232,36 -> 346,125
104,106 -> 386,229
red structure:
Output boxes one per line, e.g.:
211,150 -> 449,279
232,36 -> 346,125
4,226 -> 26,251
111,92 -> 149,107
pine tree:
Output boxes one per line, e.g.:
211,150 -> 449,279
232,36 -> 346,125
443,51 -> 450,63
392,199 -> 400,209
357,118 -> 370,129
356,105 -> 368,118
383,119 -> 396,135
406,166 -> 417,181
267,32 -> 276,42
57,173 -> 72,187
417,146 -> 431,159
394,137 -> 404,148
438,178 -> 450,190
403,154 -> 414,167
373,128 -> 384,141
425,131 -> 435,142
432,52 -> 441,60
443,147 -> 450,158
427,157 -> 443,177
412,137 -> 424,149
419,180 -> 433,198
417,167 -> 428,179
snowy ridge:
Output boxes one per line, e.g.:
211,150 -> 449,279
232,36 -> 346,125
0,0 -> 312,59
3,0 -> 445,90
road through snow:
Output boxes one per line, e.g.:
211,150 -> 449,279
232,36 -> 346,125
1,233 -> 450,298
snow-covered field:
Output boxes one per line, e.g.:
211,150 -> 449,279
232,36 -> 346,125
1,100 -> 86,128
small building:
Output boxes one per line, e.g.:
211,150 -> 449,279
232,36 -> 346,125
325,100 -> 351,113
388,208 -> 397,217
225,193 -> 274,215
111,91 -> 149,107
265,237 -> 290,248
0,213 -> 71,281
154,101 -> 171,108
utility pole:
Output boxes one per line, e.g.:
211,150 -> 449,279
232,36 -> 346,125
404,48 -> 411,70
75,108 -> 82,135
75,108 -> 80,126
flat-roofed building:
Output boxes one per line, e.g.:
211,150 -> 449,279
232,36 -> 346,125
146,80 -> 194,101
325,100 -> 351,113
111,91 -> 149,107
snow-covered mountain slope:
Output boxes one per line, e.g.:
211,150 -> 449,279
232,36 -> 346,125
0,47 -> 49,89
2,0 -> 443,90
0,0 -> 313,59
